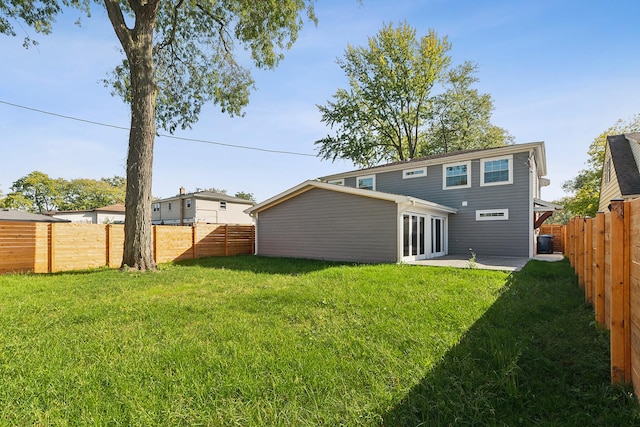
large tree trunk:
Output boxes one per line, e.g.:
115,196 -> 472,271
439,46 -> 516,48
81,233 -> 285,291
105,0 -> 159,271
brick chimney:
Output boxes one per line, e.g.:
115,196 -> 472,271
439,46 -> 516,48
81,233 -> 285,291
179,186 -> 186,195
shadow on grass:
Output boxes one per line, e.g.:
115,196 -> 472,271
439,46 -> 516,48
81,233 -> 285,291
176,254 -> 354,275
383,259 -> 640,426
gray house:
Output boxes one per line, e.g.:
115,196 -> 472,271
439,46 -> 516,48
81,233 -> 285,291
246,142 -> 558,263
152,187 -> 254,225
598,133 -> 640,212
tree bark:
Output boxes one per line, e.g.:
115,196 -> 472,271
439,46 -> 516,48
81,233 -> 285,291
105,0 -> 159,271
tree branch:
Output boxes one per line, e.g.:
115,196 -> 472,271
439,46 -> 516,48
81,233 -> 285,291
103,0 -> 133,50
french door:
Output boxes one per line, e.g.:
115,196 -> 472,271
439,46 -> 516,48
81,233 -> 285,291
431,216 -> 446,257
403,213 -> 446,260
403,214 -> 426,260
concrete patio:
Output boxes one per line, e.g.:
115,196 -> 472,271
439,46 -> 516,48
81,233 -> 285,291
407,253 -> 564,272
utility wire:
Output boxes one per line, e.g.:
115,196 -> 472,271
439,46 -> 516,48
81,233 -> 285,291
0,99 -> 317,157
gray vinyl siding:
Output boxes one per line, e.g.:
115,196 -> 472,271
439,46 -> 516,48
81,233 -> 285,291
256,188 -> 397,263
345,151 -> 532,257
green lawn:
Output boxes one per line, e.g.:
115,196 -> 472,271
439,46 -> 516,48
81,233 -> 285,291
0,256 -> 637,426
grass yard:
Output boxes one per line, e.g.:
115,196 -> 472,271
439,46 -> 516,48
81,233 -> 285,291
0,256 -> 637,426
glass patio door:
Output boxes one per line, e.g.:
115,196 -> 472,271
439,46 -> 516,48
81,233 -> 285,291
403,214 -> 426,260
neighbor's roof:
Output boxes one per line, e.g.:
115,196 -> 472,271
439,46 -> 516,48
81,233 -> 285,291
157,191 -> 254,205
0,209 -> 70,222
608,133 -> 640,197
319,141 -> 547,181
49,203 -> 126,215
245,180 -> 458,215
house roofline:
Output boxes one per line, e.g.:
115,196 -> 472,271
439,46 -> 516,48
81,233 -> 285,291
319,142 -> 547,181
245,180 -> 457,215
155,191 -> 254,205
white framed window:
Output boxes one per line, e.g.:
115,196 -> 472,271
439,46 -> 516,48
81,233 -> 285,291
357,175 -> 375,190
443,161 -> 471,189
219,201 -> 227,210
168,202 -> 172,211
152,203 -> 160,212
481,155 -> 513,186
476,209 -> 509,221
605,156 -> 612,183
327,179 -> 345,186
185,198 -> 192,208
403,167 -> 427,179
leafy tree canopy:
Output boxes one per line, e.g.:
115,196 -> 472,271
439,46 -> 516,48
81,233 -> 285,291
316,22 -> 510,168
0,171 -> 126,213
2,0 -> 318,270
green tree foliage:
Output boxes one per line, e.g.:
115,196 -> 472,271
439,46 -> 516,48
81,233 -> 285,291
316,22 -> 509,168
234,191 -> 256,202
0,171 -> 126,213
425,62 -> 513,155
3,0 -> 317,270
562,114 -> 640,218
316,22 -> 451,167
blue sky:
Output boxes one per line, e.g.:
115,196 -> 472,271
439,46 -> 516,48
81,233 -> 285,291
1,0 -> 638,203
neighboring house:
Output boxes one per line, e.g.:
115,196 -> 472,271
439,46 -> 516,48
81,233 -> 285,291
47,204 -> 126,224
0,209 -> 70,223
246,142 -> 559,263
152,188 -> 254,225
598,133 -> 640,212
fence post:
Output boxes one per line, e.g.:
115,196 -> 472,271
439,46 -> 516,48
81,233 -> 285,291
568,218 -> 575,268
48,223 -> 55,273
191,225 -> 197,259
584,217 -> 593,304
609,199 -> 628,383
594,212 -> 606,325
224,224 -> 229,256
577,217 -> 585,289
623,201 -> 631,383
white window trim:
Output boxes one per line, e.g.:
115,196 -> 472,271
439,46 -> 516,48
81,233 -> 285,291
168,202 -> 172,211
442,161 -> 472,190
185,198 -> 192,208
480,155 -> 513,187
357,175 -> 376,190
327,179 -> 345,186
476,209 -> 509,221
152,203 -> 160,212
403,167 -> 427,179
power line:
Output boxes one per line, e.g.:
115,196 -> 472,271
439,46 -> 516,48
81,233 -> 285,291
0,99 -> 317,157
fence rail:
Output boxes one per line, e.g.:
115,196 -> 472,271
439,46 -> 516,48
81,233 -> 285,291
565,198 -> 640,398
0,222 -> 254,275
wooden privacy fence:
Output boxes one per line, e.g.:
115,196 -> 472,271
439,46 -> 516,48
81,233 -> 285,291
539,223 -> 565,253
0,221 -> 255,274
565,198 -> 640,397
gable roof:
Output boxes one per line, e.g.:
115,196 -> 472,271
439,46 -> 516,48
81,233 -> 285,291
319,141 -> 547,181
0,209 -> 70,222
245,180 -> 458,215
608,133 -> 640,197
156,191 -> 254,205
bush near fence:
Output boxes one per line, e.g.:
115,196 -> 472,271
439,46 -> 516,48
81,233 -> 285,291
0,222 -> 254,274
565,198 -> 640,401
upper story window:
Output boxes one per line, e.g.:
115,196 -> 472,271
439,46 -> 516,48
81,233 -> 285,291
443,161 -> 471,189
403,167 -> 427,179
168,202 -> 172,211
481,155 -> 513,186
152,203 -> 160,212
327,179 -> 345,186
357,175 -> 375,190
219,201 -> 227,210
185,198 -> 192,209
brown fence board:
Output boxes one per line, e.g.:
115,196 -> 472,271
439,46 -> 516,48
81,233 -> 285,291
0,221 -> 254,275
